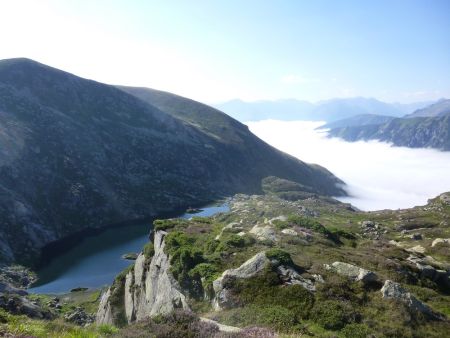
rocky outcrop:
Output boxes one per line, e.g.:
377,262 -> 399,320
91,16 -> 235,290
0,294 -> 52,319
96,288 -> 113,325
64,307 -> 95,326
96,231 -> 189,325
212,252 -> 318,310
407,255 -> 450,289
249,224 -> 277,242
0,281 -> 27,296
324,262 -> 378,284
381,280 -> 442,319
360,220 -> 385,240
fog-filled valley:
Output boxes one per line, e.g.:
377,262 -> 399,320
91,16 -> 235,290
247,120 -> 450,211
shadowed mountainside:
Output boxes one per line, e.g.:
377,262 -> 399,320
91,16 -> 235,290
0,58 -> 344,266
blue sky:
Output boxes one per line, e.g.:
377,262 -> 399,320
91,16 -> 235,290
0,0 -> 449,103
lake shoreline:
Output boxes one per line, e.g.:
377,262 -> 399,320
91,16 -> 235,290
29,200 -> 229,294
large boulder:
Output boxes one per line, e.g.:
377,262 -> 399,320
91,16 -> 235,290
381,280 -> 442,319
212,251 -> 317,310
0,294 -> 52,319
213,252 -> 269,310
324,262 -> 378,284
431,238 -> 450,247
249,224 -> 276,242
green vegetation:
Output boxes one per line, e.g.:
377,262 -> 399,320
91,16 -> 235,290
153,219 -> 186,232
265,248 -> 293,266
0,308 -> 118,338
142,242 -> 154,259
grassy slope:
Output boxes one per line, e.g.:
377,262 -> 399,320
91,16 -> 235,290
2,189 -> 449,337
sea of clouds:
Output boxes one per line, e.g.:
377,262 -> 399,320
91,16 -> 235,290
247,120 -> 450,211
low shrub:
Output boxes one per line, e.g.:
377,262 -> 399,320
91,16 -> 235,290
341,323 -> 373,338
153,219 -> 185,232
143,242 -> 154,259
265,248 -> 293,266
310,300 -> 358,330
116,310 -> 219,338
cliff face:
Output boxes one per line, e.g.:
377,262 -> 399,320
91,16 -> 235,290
96,231 -> 189,325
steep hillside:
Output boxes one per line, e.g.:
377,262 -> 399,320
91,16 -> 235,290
327,114 -> 450,151
0,58 -> 344,266
406,99 -> 450,118
317,114 -> 395,130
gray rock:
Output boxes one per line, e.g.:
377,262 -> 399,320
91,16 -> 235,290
213,252 -> 269,310
281,229 -> 298,236
0,281 -> 28,296
96,231 -> 189,325
325,262 -> 378,284
64,307 -> 94,326
249,224 -> 277,242
381,280 -> 441,319
276,265 -> 316,291
0,294 -> 52,319
431,238 -> 450,247
212,252 -> 317,310
96,289 -> 113,325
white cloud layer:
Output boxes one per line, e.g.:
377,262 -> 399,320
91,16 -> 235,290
247,120 -> 450,211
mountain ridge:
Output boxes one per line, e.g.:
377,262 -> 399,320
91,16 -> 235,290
0,58 -> 344,266
215,97 -> 436,122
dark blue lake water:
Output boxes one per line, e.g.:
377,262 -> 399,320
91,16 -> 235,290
29,203 -> 229,294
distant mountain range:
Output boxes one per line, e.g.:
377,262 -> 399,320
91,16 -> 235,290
405,99 -> 450,118
324,100 -> 450,151
318,114 -> 395,130
0,58 -> 344,266
215,98 -> 434,122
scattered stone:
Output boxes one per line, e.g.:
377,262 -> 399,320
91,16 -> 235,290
0,265 -> 37,289
406,245 -> 426,254
0,294 -> 53,319
215,222 -> 244,240
281,229 -> 298,236
324,262 -> 378,284
360,220 -> 384,239
276,265 -> 316,291
380,280 -> 442,319
64,307 -> 95,326
268,215 -> 287,224
431,238 -> 450,247
406,255 -> 450,288
361,221 -> 375,228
